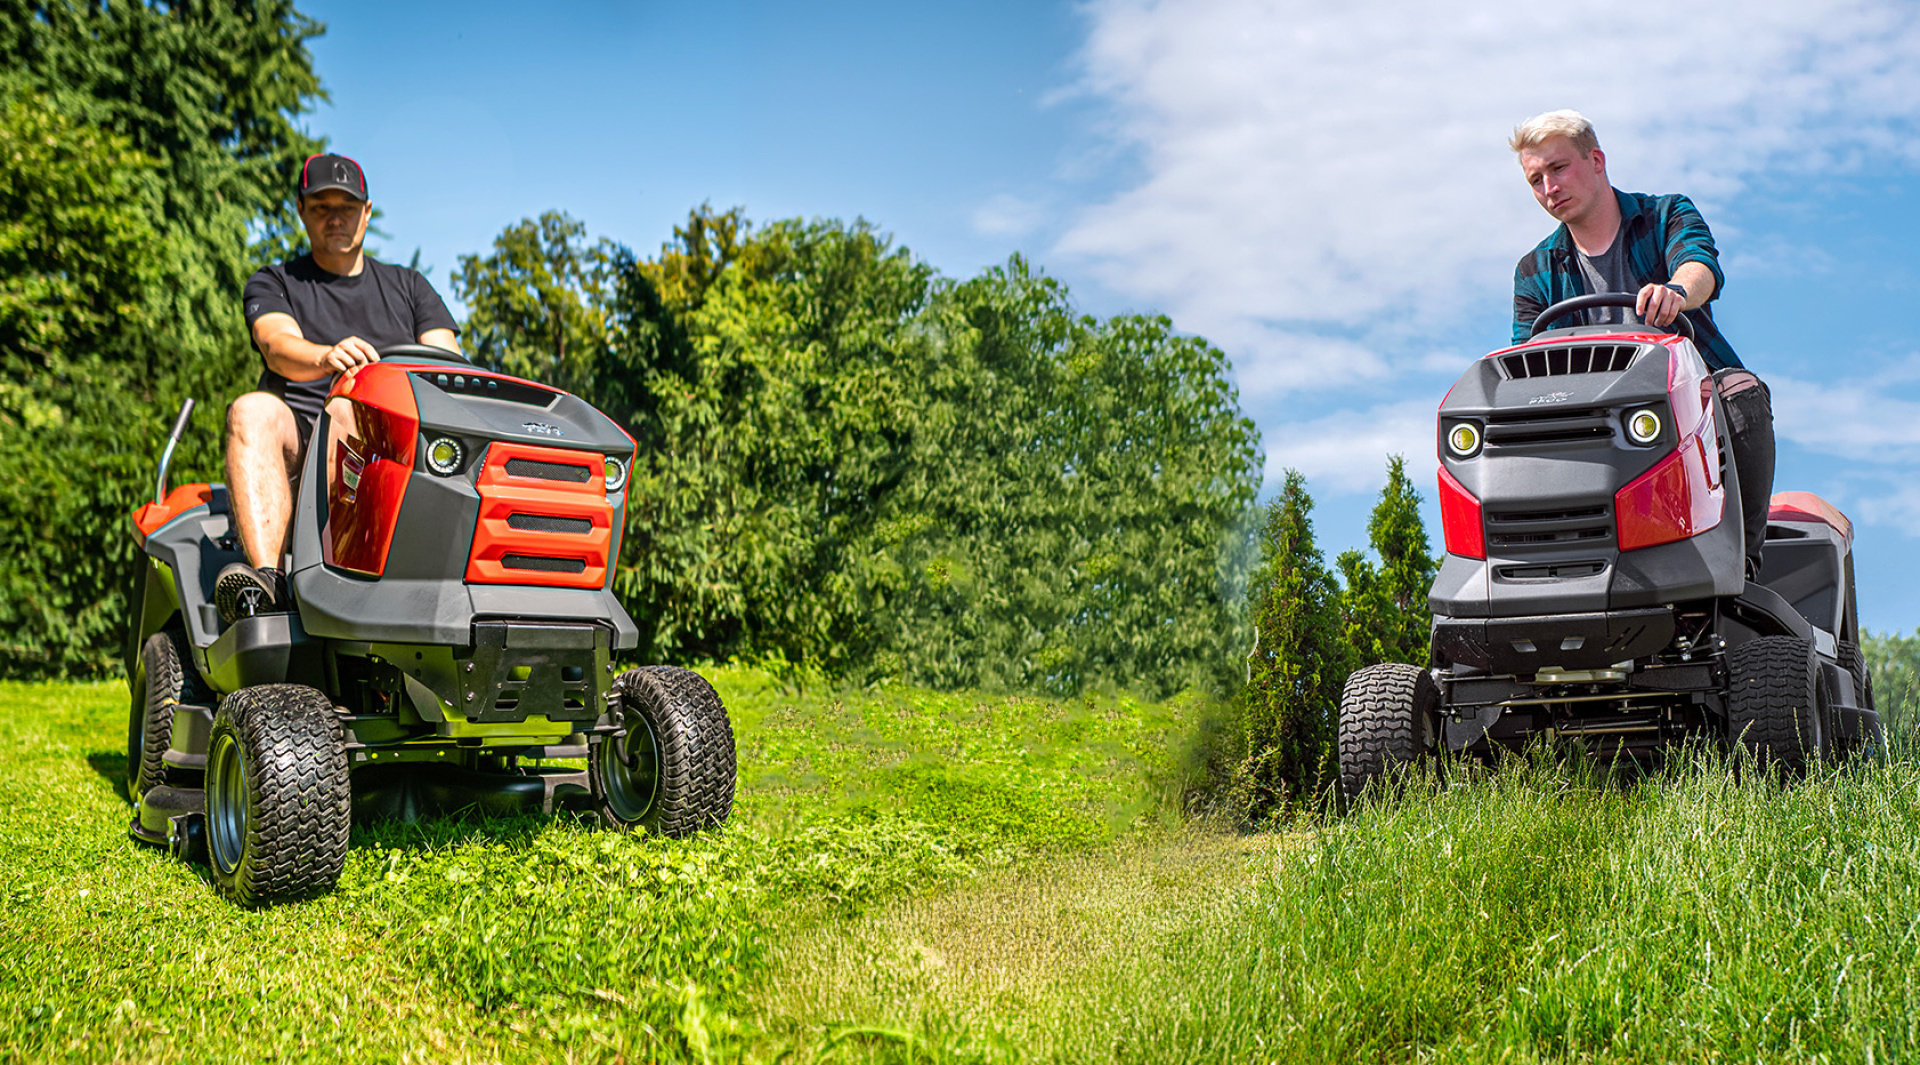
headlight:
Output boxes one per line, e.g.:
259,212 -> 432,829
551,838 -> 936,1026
1446,422 -> 1482,457
603,455 -> 629,492
425,436 -> 465,475
1626,408 -> 1663,445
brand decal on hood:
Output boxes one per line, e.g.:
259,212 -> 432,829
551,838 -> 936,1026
1529,391 -> 1575,405
522,421 -> 564,437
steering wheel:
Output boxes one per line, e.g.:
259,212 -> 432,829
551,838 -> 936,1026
377,343 -> 473,366
1529,292 -> 1696,342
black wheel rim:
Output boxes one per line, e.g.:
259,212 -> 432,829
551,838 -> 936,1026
600,714 -> 661,824
207,731 -> 248,873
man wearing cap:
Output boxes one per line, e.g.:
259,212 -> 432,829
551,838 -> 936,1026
216,154 -> 460,620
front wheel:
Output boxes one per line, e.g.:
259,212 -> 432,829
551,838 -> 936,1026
590,666 -> 735,835
1338,663 -> 1439,803
205,685 -> 351,906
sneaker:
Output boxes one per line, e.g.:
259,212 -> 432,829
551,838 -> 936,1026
215,563 -> 289,623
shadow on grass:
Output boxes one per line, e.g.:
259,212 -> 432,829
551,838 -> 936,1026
84,750 -> 131,805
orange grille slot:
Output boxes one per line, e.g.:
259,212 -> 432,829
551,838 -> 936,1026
466,441 -> 614,589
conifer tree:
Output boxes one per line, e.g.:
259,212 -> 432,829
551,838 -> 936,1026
1338,455 -> 1437,668
1236,470 -> 1347,821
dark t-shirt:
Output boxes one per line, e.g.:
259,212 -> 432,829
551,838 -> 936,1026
242,254 -> 459,423
1574,229 -> 1638,327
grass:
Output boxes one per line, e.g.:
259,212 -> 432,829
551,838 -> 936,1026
0,668 -> 1203,1063
8,672 -> 1920,1063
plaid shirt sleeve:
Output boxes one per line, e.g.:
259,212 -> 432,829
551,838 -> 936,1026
1511,242 -> 1556,345
1655,194 -> 1726,299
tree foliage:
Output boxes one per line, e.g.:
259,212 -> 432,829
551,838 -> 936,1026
0,0 -> 325,676
455,207 -> 1263,697
1232,459 -> 1436,823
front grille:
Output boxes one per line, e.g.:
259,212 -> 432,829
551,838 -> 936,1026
501,554 -> 587,574
1499,344 -> 1642,380
1488,505 -> 1612,549
505,458 -> 593,482
1497,560 -> 1608,579
506,513 -> 593,535
1485,408 -> 1613,447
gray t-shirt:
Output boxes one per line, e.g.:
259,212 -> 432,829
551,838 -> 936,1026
1575,229 -> 1638,326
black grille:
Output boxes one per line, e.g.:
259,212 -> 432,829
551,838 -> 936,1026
507,513 -> 593,535
1499,344 -> 1641,380
1488,506 -> 1612,549
1485,409 -> 1613,446
1498,561 -> 1608,579
501,554 -> 587,574
505,458 -> 593,482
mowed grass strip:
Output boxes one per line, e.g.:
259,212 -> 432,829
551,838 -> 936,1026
0,670 -> 1200,1064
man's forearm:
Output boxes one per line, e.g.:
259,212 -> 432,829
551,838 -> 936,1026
1671,261 -> 1716,309
258,334 -> 338,382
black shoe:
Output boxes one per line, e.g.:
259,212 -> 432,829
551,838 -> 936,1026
215,563 -> 288,624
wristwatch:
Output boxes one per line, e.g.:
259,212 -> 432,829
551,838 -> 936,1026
1663,282 -> 1689,300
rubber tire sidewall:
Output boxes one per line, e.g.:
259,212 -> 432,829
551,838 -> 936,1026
205,684 -> 351,907
128,628 -> 202,800
1725,635 -> 1823,775
591,666 -> 736,836
1338,662 -> 1439,804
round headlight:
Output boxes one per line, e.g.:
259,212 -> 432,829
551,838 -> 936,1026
425,436 -> 465,475
1626,409 -> 1663,445
603,455 -> 629,492
1447,422 -> 1481,457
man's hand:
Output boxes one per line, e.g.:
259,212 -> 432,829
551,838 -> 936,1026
319,336 -> 381,374
1636,282 -> 1687,328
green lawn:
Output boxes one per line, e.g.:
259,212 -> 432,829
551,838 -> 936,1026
0,670 -> 1206,1063
7,675 -> 1920,1064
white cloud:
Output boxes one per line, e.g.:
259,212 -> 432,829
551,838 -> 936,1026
971,193 -> 1046,238
1262,397 -> 1436,495
1771,361 -> 1920,462
1055,0 -> 1920,399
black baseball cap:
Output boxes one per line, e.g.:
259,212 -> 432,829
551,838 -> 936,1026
298,153 -> 368,201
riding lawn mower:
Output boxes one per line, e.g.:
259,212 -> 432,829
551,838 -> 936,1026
124,345 -> 736,906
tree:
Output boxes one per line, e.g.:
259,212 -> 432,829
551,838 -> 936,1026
0,0 -> 326,676
452,211 -> 614,399
1234,471 -> 1347,821
1337,455 -> 1437,668
453,208 -> 1264,698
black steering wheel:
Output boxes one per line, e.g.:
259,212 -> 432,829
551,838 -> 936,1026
377,342 -> 473,366
1529,292 -> 1696,342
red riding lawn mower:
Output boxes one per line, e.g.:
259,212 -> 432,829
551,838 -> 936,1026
125,345 -> 735,906
1340,295 -> 1878,797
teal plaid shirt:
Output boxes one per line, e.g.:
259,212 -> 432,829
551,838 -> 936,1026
1512,188 -> 1743,370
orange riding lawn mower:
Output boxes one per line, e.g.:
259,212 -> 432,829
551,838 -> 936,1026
124,346 -> 735,906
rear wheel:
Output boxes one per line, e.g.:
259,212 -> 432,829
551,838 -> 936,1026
127,627 -> 209,800
205,685 -> 351,906
590,666 -> 735,835
1725,636 -> 1826,775
1338,663 -> 1439,803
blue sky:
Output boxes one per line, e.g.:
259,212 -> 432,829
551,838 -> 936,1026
303,0 -> 1920,635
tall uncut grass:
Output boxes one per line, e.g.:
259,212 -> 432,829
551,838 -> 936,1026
1029,748 -> 1920,1064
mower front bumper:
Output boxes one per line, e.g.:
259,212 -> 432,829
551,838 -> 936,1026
1433,607 -> 1675,674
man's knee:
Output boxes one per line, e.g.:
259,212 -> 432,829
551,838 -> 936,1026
228,391 -> 299,450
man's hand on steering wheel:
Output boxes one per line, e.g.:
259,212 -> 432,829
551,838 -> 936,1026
319,335 -> 381,374
1635,281 -> 1686,328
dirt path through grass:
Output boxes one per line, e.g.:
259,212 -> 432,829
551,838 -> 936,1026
751,829 -> 1289,1060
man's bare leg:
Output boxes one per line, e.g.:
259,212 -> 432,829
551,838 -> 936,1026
225,391 -> 303,570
